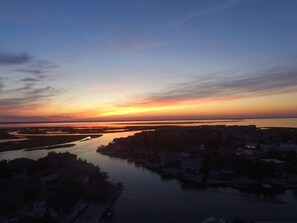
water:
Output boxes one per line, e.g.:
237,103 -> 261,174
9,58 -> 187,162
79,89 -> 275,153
1,129 -> 297,222
1,118 -> 297,128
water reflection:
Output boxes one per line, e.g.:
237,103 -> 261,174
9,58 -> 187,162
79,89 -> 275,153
1,118 -> 297,128
0,131 -> 140,161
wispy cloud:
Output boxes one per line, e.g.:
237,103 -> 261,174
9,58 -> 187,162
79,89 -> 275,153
20,77 -> 41,82
32,60 -> 58,69
0,86 -> 59,109
15,59 -> 57,76
16,68 -> 48,76
0,51 -> 60,112
0,114 -> 73,122
172,0 -> 242,27
0,50 -> 57,77
0,51 -> 32,66
0,78 -> 60,111
0,80 -> 4,91
104,0 -> 242,52
0,115 -> 47,122
0,50 -> 58,92
116,62 -> 297,108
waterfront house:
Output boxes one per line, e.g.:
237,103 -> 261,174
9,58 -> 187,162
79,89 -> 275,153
260,159 -> 286,172
39,172 -> 60,184
245,142 -> 257,149
181,157 -> 203,175
159,151 -> 179,166
279,143 -> 297,151
259,143 -> 277,153
219,170 -> 235,180
22,201 -> 47,218
237,149 -> 261,161
210,170 -> 235,180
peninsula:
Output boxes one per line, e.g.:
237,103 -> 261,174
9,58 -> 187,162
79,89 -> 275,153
98,125 -> 297,192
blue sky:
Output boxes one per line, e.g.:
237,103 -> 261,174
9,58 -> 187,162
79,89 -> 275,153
0,0 -> 297,121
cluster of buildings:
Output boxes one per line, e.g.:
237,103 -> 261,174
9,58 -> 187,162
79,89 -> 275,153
0,152 -> 118,223
98,125 -> 297,187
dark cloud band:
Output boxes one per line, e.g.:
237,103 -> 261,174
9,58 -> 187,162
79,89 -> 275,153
0,52 -> 32,65
141,64 -> 297,105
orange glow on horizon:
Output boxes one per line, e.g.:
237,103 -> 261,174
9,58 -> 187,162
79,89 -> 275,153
1,92 -> 297,122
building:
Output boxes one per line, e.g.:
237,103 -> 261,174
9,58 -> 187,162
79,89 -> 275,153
159,151 -> 179,166
260,159 -> 286,172
181,157 -> 203,175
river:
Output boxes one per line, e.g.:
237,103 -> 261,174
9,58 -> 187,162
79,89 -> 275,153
1,129 -> 297,222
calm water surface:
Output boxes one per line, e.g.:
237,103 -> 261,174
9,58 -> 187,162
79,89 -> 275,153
1,118 -> 297,128
1,129 -> 297,222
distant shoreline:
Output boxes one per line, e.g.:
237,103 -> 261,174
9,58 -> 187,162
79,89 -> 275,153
1,116 -> 297,125
0,135 -> 101,152
1,117 -> 297,129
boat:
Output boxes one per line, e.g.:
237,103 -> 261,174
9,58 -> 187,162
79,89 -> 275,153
262,183 -> 273,189
80,136 -> 92,142
273,196 -> 287,204
202,217 -> 225,223
106,208 -> 116,217
116,182 -> 124,192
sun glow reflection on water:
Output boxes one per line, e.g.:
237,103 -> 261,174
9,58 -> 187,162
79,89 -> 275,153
1,118 -> 297,128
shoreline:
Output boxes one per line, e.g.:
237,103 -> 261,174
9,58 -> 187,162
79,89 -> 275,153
1,116 -> 297,125
99,151 -> 297,191
24,143 -> 76,151
0,135 -> 101,152
1,118 -> 297,129
96,125 -> 297,193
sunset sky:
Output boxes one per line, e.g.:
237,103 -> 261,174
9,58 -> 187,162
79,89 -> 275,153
0,0 -> 297,122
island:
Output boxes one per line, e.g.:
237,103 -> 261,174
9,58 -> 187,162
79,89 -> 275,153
0,125 -> 160,152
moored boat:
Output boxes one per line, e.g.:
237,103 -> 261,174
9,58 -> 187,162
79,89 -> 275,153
80,136 -> 92,141
107,208 -> 116,217
273,196 -> 287,204
202,216 -> 225,223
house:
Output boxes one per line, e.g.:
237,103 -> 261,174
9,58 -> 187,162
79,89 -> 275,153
23,202 -> 47,218
179,152 -> 191,159
245,142 -> 257,149
48,199 -> 87,223
210,170 -> 235,180
241,150 -> 255,156
218,147 -> 234,158
219,170 -> 235,180
159,151 -> 179,166
237,149 -> 261,160
39,172 -> 60,184
279,143 -> 297,151
181,157 -> 203,175
260,159 -> 286,172
16,201 -> 54,223
259,144 -> 277,153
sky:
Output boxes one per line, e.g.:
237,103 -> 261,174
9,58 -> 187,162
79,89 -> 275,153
0,0 -> 297,122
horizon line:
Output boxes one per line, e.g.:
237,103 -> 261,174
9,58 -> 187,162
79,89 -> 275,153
1,116 -> 297,125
